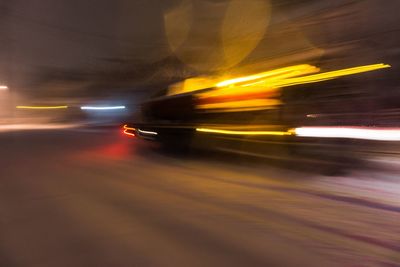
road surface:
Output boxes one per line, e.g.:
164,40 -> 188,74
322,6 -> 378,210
1,129 -> 399,266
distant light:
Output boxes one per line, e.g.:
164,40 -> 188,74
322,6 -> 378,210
294,126 -> 400,141
16,105 -> 68,109
306,114 -> 318,118
138,129 -> 158,136
123,124 -> 136,137
81,106 -> 126,110
0,85 -> 8,90
196,128 -> 293,136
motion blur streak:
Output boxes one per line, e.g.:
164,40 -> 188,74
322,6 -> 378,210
196,128 -> 293,136
197,63 -> 389,112
216,64 -> 319,87
168,77 -> 218,96
123,125 -> 136,137
16,105 -> 68,109
295,126 -> 400,141
0,85 -> 8,90
138,129 -> 158,136
273,63 -> 391,88
197,99 -> 282,111
80,106 -> 126,110
215,63 -> 389,90
0,123 -> 78,132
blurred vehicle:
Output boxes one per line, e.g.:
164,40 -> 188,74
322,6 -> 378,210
124,63 -> 396,173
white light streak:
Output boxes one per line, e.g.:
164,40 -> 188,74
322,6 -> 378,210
295,126 -> 400,141
81,106 -> 126,110
138,129 -> 158,136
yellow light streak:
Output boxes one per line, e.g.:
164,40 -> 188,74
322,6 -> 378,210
196,128 -> 293,136
216,64 -> 320,87
197,99 -> 281,110
16,105 -> 68,110
197,63 -> 390,112
215,63 -> 389,90
198,85 -> 279,99
271,63 -> 391,88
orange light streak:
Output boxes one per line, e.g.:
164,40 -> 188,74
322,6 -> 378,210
123,124 -> 136,137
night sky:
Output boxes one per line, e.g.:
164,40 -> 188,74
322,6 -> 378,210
0,0 -> 172,88
0,0 -> 399,94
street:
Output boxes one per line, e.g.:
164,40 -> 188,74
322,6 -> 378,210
1,129 -> 399,266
